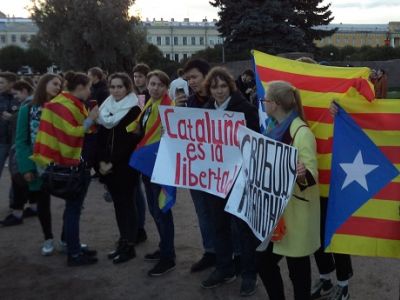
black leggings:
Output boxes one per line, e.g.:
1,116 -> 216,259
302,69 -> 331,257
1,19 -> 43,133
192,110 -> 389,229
106,170 -> 138,244
10,174 -> 33,210
258,243 -> 311,300
314,197 -> 353,281
31,190 -> 53,240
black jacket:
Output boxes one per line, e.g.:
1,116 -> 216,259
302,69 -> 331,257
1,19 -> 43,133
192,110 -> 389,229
187,93 -> 211,108
96,107 -> 141,184
90,80 -> 109,106
204,91 -> 260,133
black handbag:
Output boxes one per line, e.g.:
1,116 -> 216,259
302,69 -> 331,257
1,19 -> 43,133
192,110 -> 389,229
41,163 -> 90,200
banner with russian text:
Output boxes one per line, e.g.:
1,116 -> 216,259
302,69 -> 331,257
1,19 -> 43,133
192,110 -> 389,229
225,125 -> 298,242
151,106 -> 245,198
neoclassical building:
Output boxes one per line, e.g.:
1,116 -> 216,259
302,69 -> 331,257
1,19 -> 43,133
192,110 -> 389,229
143,18 -> 223,62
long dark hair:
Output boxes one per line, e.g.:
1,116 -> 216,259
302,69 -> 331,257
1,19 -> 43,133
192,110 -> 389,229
32,74 -> 62,106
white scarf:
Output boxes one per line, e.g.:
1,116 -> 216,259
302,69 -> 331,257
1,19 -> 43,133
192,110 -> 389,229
98,93 -> 139,129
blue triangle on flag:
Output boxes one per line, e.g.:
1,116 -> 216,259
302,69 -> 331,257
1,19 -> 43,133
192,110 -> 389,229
325,105 -> 399,248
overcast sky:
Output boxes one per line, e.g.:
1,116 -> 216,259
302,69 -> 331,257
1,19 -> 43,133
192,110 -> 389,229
2,0 -> 400,24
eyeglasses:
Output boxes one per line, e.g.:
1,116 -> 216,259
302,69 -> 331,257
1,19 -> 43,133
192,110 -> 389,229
260,99 -> 273,103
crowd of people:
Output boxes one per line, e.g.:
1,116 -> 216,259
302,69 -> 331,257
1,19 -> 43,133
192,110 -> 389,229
0,58 -> 357,300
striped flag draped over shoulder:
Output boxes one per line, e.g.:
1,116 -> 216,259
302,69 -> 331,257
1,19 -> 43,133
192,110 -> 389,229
127,94 -> 177,212
253,50 -> 400,258
31,92 -> 88,167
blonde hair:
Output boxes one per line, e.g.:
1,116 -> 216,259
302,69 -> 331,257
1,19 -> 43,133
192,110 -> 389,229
266,81 -> 307,123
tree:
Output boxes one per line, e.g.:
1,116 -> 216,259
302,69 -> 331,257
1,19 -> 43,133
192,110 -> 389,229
210,0 -> 307,54
25,48 -> 52,73
136,44 -> 180,77
30,0 -> 145,72
210,0 -> 336,53
0,46 -> 26,72
290,0 -> 336,50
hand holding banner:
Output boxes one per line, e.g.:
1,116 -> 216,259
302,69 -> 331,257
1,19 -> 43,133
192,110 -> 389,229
225,125 -> 298,242
152,106 -> 246,198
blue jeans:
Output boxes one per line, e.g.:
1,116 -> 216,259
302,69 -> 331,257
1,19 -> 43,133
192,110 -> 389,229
136,175 -> 147,229
0,144 -> 10,178
191,189 -> 241,255
142,176 -> 175,260
190,189 -> 215,253
208,193 -> 258,280
64,172 -> 91,256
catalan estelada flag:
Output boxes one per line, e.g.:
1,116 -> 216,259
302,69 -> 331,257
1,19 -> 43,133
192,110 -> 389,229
253,50 -> 400,258
31,92 -> 88,167
127,94 -> 176,212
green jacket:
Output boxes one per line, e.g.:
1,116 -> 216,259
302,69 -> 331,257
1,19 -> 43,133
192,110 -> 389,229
15,104 -> 42,191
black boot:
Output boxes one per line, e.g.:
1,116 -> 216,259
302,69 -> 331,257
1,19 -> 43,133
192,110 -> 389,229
107,239 -> 126,260
113,243 -> 136,264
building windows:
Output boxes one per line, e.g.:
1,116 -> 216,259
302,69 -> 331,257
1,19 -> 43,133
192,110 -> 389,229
166,54 -> 171,60
183,37 -> 187,45
0,35 -> 6,43
191,37 -> 196,45
210,39 -> 215,45
183,53 -> 188,60
157,36 -> 162,45
11,34 -> 16,43
174,53 -> 179,62
200,37 -> 204,45
174,36 -> 178,45
20,35 -> 28,43
165,36 -> 170,45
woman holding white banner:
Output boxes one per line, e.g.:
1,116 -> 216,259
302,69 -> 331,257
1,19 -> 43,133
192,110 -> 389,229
257,81 -> 320,300
199,67 -> 261,297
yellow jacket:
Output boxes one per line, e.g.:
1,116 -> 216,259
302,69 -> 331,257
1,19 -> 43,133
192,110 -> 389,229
273,117 -> 321,257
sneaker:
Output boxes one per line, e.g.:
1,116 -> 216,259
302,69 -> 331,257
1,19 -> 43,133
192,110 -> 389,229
240,278 -> 258,297
0,214 -> 23,227
201,269 -> 237,289
136,228 -> 147,245
144,250 -> 161,262
113,244 -> 136,264
328,285 -> 349,300
311,279 -> 334,299
191,252 -> 216,273
23,207 -> 38,218
148,259 -> 176,277
103,191 -> 113,203
41,239 -> 55,256
108,239 -> 126,260
67,253 -> 98,267
81,247 -> 97,257
58,240 -> 68,254
59,240 -> 94,255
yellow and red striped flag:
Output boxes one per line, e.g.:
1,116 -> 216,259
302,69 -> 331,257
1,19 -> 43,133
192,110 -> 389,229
31,92 -> 88,167
253,50 -> 400,258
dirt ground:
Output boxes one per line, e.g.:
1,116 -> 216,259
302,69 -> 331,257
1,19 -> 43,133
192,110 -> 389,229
0,172 -> 399,300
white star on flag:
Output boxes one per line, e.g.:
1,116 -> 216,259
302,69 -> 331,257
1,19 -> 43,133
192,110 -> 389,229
340,151 -> 379,191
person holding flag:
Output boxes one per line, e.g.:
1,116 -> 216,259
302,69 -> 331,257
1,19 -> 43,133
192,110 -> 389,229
31,72 -> 99,267
257,81 -> 320,300
126,70 -> 176,277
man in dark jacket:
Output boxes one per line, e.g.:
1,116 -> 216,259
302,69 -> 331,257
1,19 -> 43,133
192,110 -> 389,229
88,67 -> 109,106
0,72 -> 18,178
236,69 -> 256,102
